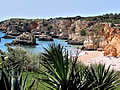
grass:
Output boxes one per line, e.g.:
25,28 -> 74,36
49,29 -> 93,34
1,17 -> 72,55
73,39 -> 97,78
22,63 -> 51,90
23,69 -> 120,90
23,72 -> 50,90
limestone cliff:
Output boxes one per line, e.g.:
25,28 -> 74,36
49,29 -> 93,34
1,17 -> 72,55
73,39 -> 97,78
103,24 -> 120,57
0,18 -> 105,46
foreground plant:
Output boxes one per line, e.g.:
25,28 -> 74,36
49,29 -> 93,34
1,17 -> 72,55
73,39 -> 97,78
39,43 -> 120,90
0,69 -> 35,90
0,51 -> 35,90
39,44 -> 80,89
0,47 -> 40,72
87,64 -> 120,90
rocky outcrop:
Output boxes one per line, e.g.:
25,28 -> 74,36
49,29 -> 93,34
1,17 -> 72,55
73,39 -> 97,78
104,44 -> 117,57
68,33 -> 86,45
6,32 -> 37,46
83,39 -> 97,50
0,18 -> 102,41
0,18 -> 106,45
104,34 -> 120,57
58,32 -> 69,40
103,24 -> 120,57
68,40 -> 83,45
38,35 -> 53,41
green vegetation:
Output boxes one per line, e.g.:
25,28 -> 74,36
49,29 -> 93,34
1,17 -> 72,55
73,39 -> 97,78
0,55 -> 35,90
81,13 -> 120,24
55,13 -> 120,24
80,29 -> 86,36
39,44 -> 120,90
72,26 -> 76,33
0,44 -> 120,90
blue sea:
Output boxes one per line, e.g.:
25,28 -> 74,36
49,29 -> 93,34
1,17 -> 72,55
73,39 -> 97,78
0,32 -> 82,54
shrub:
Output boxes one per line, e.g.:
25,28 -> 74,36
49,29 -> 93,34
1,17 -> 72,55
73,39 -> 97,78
80,30 -> 86,36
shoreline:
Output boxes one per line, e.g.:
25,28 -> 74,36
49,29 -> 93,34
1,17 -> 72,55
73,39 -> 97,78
78,51 -> 120,71
78,51 -> 102,64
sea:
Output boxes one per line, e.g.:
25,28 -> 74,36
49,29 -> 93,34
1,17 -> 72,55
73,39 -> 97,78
0,31 -> 82,55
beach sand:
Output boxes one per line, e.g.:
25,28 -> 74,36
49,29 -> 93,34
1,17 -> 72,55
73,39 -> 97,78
78,51 -> 102,64
78,51 -> 120,71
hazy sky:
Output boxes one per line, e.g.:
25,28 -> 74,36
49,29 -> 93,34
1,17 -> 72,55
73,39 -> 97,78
0,0 -> 119,21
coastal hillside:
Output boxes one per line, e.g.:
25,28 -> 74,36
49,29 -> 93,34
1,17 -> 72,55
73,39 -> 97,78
0,16 -> 104,40
0,14 -> 120,56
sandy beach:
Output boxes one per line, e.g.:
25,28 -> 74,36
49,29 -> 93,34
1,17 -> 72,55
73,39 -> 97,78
78,51 -> 102,64
78,51 -> 120,71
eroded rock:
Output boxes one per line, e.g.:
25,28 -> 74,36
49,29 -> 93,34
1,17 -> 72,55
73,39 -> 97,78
38,35 -> 53,41
6,32 -> 37,46
83,39 -> 97,50
68,40 -> 83,45
103,24 -> 120,57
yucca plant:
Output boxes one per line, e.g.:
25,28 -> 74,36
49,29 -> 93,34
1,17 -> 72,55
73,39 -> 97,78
11,70 -> 36,90
39,43 -> 91,89
0,69 -> 35,90
86,64 -> 120,90
39,44 -> 79,89
0,51 -> 35,90
39,43 -> 120,90
0,68 -> 10,90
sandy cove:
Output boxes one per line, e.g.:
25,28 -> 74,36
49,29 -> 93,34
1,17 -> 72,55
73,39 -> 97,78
78,51 -> 120,71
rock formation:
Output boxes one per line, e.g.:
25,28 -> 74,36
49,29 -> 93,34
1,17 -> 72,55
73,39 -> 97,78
58,32 -> 69,40
83,38 -> 97,50
103,24 -> 120,57
0,18 -> 105,46
6,32 -> 37,45
68,34 -> 85,45
1,17 -> 120,55
38,35 -> 53,41
68,40 -> 83,45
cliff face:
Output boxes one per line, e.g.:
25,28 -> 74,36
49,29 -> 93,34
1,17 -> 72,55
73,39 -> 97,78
0,18 -> 106,46
103,24 -> 120,57
1,18 -> 120,56
2,18 -> 120,55
0,18 -> 103,39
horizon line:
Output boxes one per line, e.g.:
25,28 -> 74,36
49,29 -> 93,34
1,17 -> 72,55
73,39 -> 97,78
0,12 -> 120,22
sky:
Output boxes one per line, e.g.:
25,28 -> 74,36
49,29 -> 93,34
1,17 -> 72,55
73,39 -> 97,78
0,0 -> 120,21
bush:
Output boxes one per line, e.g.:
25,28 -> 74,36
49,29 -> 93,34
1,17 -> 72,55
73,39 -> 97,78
0,47 -> 40,72
80,30 -> 86,36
